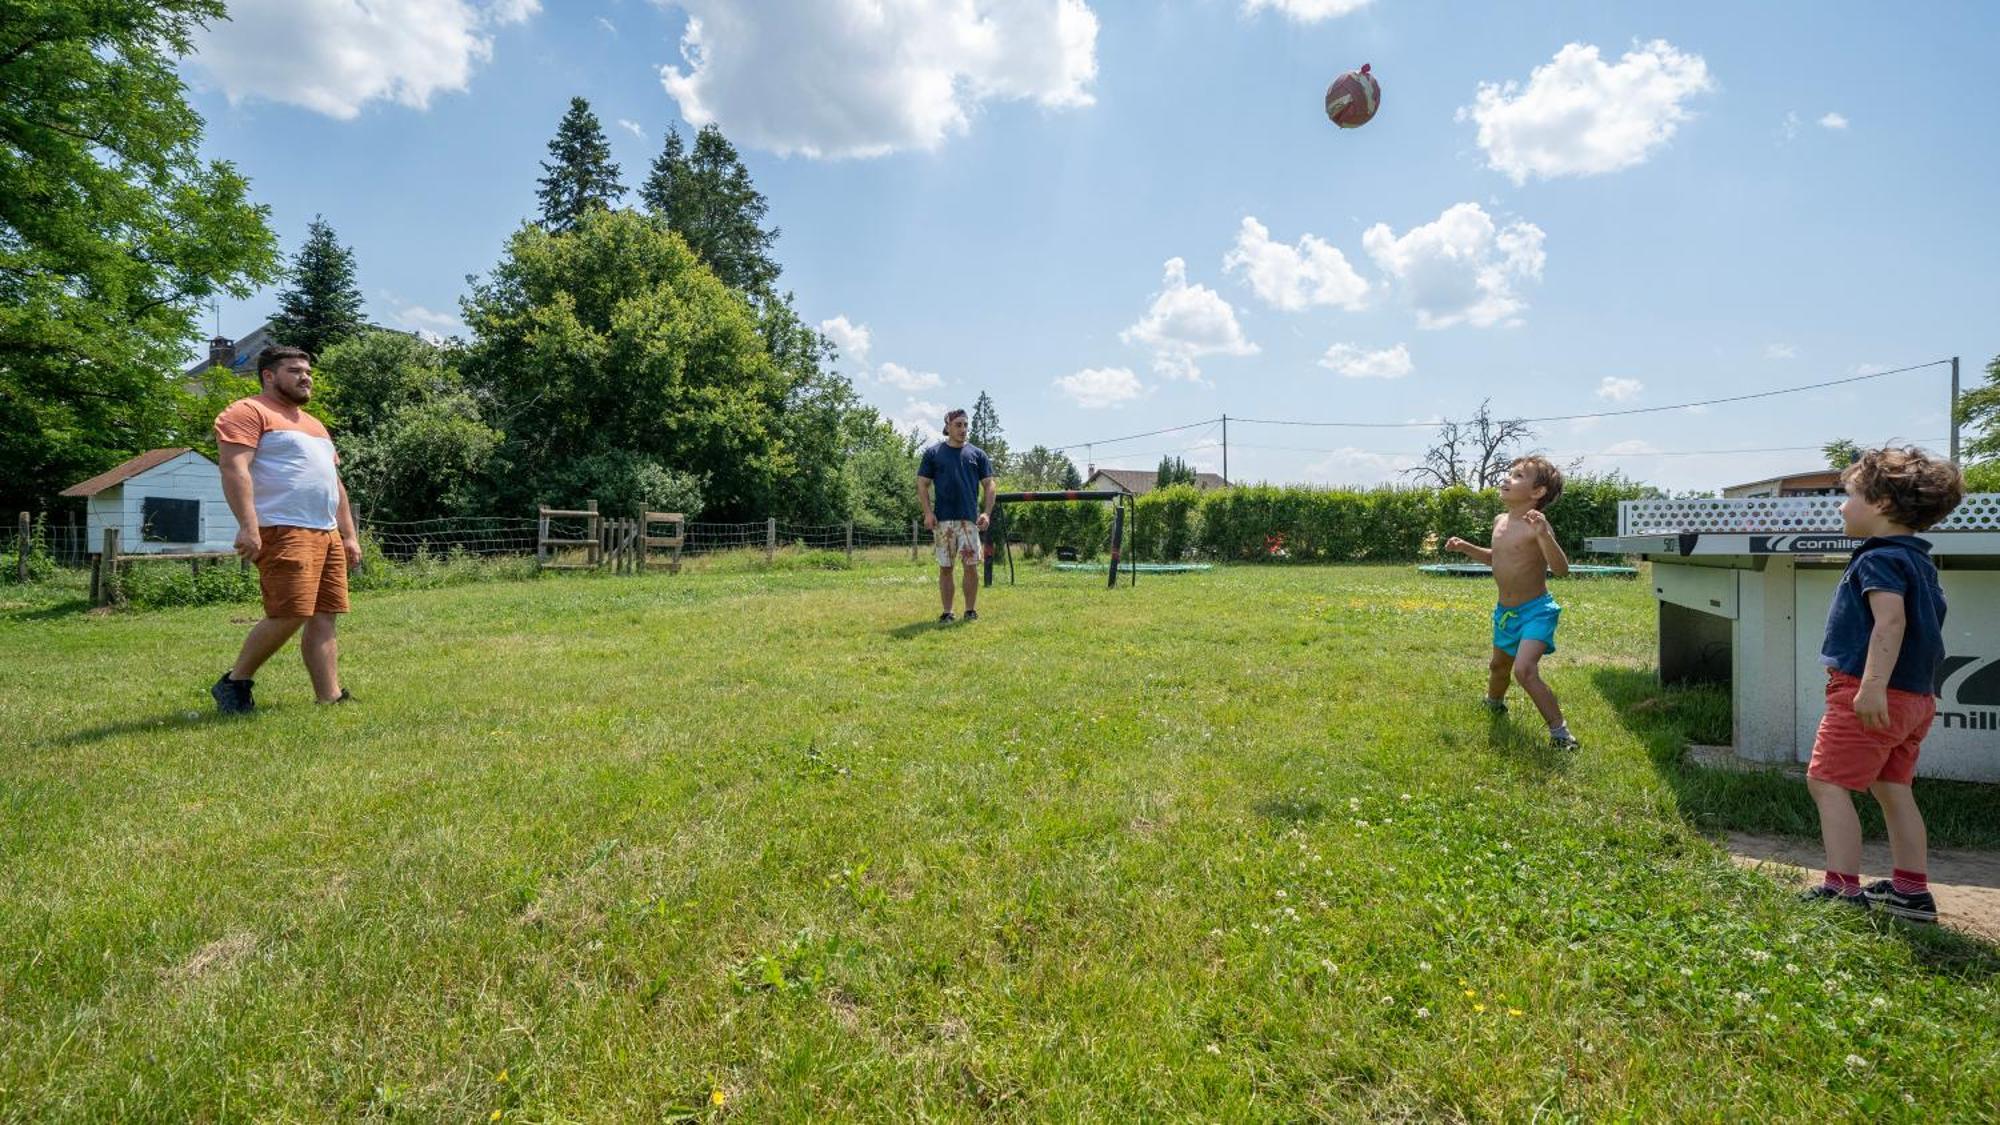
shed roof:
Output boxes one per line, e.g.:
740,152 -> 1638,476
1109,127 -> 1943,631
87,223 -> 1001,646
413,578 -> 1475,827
59,448 -> 200,498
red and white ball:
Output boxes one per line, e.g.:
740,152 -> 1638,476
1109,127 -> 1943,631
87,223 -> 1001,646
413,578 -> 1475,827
1324,63 -> 1380,129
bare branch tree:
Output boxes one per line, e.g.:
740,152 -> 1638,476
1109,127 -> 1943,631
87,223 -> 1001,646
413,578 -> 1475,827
1403,418 -> 1468,487
1468,399 -> 1537,487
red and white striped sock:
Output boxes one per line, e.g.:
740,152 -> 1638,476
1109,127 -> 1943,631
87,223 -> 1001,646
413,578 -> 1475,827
1891,868 -> 1929,895
1822,871 -> 1861,896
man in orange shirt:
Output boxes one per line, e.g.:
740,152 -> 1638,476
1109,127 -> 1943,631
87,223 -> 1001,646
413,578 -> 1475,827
210,346 -> 362,712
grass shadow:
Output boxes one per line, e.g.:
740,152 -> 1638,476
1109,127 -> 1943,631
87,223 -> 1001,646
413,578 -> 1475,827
1482,710 -> 1574,775
1251,795 -> 1327,824
52,708 -> 243,747
0,596 -> 95,623
884,617 -> 957,640
1592,666 -> 2000,850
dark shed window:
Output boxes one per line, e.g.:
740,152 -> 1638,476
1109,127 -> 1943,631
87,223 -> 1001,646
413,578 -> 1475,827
141,496 -> 200,543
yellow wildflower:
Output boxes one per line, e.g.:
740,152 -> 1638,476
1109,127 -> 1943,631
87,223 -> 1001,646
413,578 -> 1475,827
711,1088 -> 727,1107
1473,1003 -> 1487,1014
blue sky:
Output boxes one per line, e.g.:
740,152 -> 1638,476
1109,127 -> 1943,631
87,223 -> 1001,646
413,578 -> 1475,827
182,1 -> 1999,493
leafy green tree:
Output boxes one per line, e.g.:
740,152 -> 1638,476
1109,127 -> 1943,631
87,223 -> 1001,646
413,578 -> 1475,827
640,124 -> 780,300
1821,438 -> 1861,470
460,209 -> 789,518
536,97 -> 624,231
1011,444 -> 1081,490
969,391 -> 1010,473
269,215 -> 365,358
0,0 -> 279,511
1958,353 -> 2000,466
1156,454 -> 1198,488
312,331 -> 500,522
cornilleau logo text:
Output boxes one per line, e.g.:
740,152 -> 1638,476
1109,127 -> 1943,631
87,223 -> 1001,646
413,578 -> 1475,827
1750,535 -> 1866,553
1935,654 -> 2000,733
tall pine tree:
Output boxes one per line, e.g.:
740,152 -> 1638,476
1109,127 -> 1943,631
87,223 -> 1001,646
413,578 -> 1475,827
268,215 -> 364,358
537,97 -> 624,231
640,124 -> 780,300
969,391 -> 1009,472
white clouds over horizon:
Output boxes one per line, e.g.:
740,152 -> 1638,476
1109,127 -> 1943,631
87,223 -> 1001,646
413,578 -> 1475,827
1595,376 -> 1644,401
1459,39 -> 1715,183
1224,217 -> 1369,312
1319,343 -> 1412,379
1121,258 -> 1259,381
189,0 -> 537,119
1362,203 -> 1545,329
878,362 -> 944,392
1054,366 -> 1145,408
658,0 -> 1099,159
1240,0 -> 1372,23
1819,112 -> 1849,129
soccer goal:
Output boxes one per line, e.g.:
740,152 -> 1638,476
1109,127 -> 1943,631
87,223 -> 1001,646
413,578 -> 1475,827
984,490 -> 1135,590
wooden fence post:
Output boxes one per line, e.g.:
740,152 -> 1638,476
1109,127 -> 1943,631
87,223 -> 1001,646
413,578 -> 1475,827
93,526 -> 120,606
586,500 -> 600,567
766,517 -> 776,564
910,519 -> 918,561
16,512 -> 27,584
845,521 -> 853,563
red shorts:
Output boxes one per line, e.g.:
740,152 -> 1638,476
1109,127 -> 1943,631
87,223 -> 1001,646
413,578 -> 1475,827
1806,670 -> 1936,791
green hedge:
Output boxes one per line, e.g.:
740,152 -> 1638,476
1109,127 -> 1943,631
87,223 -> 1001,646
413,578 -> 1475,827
1115,475 -> 1656,563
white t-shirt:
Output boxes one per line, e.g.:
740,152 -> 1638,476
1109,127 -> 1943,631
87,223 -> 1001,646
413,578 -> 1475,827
214,397 -> 341,531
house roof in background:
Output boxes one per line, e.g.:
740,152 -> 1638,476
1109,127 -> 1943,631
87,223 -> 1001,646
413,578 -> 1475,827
59,448 -> 202,497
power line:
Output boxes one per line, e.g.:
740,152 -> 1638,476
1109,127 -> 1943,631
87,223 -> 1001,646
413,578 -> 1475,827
1223,359 -> 1950,429
1227,438 -> 1949,459
1044,417 -> 1220,453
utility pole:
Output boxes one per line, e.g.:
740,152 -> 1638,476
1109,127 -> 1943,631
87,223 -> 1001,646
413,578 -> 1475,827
1950,355 -> 1961,463
1221,414 -> 1229,485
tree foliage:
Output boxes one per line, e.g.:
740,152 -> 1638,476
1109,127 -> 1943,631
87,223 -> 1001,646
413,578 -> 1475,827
1155,455 -> 1198,489
1822,438 -> 1861,471
312,331 -> 500,523
1958,353 -> 2000,466
1404,400 -> 1537,488
1010,444 -> 1081,490
0,0 -> 279,511
640,124 -> 779,301
969,390 -> 1009,473
269,215 -> 365,358
536,97 -> 624,232
460,209 -> 789,518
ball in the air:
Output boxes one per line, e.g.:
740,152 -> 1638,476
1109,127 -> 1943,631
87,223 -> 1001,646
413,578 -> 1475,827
1324,63 -> 1380,129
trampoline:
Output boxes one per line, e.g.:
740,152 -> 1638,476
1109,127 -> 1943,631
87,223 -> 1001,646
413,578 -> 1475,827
1417,563 -> 1637,579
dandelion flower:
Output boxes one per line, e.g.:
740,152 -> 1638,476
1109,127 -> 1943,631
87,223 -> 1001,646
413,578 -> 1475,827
1464,989 -> 1477,998
1508,1008 -> 1523,1017
490,1113 -> 502,1122
1473,1003 -> 1487,1013
1415,1007 -> 1431,1019
496,1069 -> 508,1084
712,1088 -> 728,1106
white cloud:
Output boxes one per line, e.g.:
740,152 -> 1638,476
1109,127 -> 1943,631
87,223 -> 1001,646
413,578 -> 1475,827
817,315 -> 873,368
878,361 -> 944,392
659,0 -> 1099,159
190,0 -> 536,119
1319,343 -> 1412,379
1766,343 -> 1797,360
1120,258 -> 1259,381
1819,112 -> 1848,130
1224,217 -> 1369,312
381,295 -> 468,341
1053,366 -> 1144,408
1595,376 -> 1643,401
597,16 -> 618,34
1854,362 -> 1891,376
1782,111 -> 1802,144
888,399 -> 949,445
1302,447 -> 1409,487
617,118 -> 646,140
1241,0 -> 1373,23
1361,203 -> 1545,329
1600,439 -> 1661,456
1458,40 -> 1715,183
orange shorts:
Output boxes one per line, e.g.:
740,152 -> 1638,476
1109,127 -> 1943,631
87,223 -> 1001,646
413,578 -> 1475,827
255,526 -> 349,618
1806,670 -> 1935,791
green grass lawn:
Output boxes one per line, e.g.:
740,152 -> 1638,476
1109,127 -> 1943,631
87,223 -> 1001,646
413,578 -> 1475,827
2,560 -> 1996,1120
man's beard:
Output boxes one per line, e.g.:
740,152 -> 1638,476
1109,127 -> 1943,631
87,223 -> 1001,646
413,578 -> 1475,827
273,382 -> 310,405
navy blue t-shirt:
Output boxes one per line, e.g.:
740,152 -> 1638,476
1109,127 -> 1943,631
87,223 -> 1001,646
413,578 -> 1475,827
1819,535 -> 1948,696
919,441 -> 993,521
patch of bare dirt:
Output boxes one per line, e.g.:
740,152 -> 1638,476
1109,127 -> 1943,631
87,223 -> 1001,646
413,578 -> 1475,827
1726,832 -> 2000,943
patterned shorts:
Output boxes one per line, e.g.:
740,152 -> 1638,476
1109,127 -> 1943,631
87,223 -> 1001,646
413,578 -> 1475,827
933,519 -> 983,566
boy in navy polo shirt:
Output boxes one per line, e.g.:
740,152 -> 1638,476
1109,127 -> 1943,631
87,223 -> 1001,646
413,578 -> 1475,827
1803,447 -> 1965,922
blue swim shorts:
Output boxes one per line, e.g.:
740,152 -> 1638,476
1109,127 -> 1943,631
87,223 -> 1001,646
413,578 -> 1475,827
1492,592 -> 1561,656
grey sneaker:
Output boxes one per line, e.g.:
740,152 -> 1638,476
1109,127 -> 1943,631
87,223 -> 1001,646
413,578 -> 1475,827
211,672 -> 254,714
1862,880 -> 1938,924
1549,730 -> 1581,751
1799,884 -> 1870,910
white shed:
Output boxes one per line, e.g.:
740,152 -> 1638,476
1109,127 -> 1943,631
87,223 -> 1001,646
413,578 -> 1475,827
59,448 -> 238,556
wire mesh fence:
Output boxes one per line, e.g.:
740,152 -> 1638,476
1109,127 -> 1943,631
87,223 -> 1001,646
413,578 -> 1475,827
2,518 -> 91,570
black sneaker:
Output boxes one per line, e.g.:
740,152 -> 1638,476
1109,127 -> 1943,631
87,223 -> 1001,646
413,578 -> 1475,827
938,612 -> 955,624
1481,697 -> 1507,715
1862,880 -> 1938,924
317,688 -> 355,705
211,672 -> 254,714
1798,884 -> 1870,910
963,610 -> 979,622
